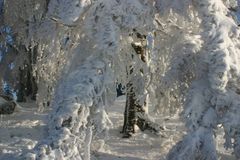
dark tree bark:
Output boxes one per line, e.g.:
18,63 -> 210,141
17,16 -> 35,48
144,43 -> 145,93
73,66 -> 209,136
0,95 -> 16,114
17,46 -> 38,102
121,31 -> 162,138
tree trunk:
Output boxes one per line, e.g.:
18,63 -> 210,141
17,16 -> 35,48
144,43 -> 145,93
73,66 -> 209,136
122,31 -> 162,138
17,46 -> 38,102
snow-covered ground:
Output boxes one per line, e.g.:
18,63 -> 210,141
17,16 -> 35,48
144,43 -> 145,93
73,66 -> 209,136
92,96 -> 185,160
92,96 -> 235,160
0,96 -> 235,160
0,102 -> 48,160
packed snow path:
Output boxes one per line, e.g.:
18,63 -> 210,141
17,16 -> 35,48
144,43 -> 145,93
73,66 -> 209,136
0,97 -> 235,160
92,96 -> 235,160
91,96 -> 184,160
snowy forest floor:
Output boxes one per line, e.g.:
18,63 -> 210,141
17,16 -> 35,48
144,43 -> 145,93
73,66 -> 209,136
0,96 -> 236,160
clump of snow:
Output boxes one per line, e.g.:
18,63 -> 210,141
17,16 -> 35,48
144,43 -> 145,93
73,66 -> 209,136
48,0 -> 91,25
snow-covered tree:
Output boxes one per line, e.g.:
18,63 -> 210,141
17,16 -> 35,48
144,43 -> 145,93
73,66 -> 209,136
121,30 -> 162,138
160,0 -> 240,159
1,0 -> 240,159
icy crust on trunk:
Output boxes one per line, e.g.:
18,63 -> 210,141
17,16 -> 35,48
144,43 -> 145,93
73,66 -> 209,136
167,0 -> 240,159
26,58 -> 111,160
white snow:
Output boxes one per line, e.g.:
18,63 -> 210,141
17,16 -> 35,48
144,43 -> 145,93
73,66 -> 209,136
0,102 -> 48,160
48,0 -> 91,25
0,96 -> 236,160
1,1 -> 240,159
